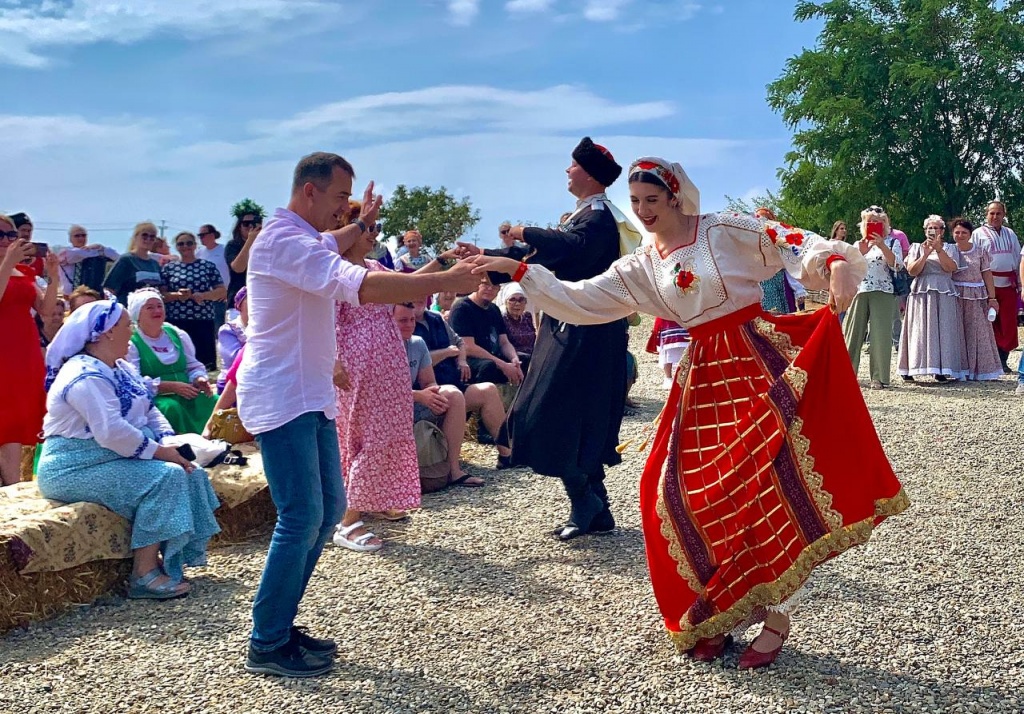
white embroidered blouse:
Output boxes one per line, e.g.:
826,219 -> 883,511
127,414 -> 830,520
42,355 -> 175,459
518,212 -> 865,326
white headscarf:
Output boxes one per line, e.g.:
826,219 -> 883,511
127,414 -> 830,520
44,300 -> 125,391
127,288 -> 163,323
628,157 -> 700,215
497,282 -> 531,316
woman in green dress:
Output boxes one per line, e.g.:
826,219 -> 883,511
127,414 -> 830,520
126,288 -> 217,434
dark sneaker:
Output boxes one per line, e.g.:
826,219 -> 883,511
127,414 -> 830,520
245,639 -> 333,678
291,626 -> 337,657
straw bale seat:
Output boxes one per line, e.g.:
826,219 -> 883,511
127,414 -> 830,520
0,444 -> 273,634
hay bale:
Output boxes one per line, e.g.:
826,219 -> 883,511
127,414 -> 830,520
210,487 -> 276,545
19,445 -> 36,482
0,485 -> 276,635
0,539 -> 130,635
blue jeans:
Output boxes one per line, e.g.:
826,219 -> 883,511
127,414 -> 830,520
250,411 -> 346,651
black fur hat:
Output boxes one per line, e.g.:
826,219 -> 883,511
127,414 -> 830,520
571,137 -> 622,187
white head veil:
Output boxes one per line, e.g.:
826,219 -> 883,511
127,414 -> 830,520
44,299 -> 125,391
628,157 -> 700,215
127,288 -> 163,323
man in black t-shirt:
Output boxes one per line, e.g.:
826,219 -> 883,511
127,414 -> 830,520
448,283 -> 524,385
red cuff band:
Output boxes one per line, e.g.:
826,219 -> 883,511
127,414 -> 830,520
825,255 -> 847,272
512,262 -> 529,282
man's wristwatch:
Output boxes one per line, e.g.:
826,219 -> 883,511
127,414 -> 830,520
437,257 -> 455,270
355,219 -> 368,234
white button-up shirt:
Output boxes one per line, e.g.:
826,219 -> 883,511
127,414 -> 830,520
236,208 -> 367,434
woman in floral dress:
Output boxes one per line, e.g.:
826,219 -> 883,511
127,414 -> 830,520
471,156 -> 907,670
950,217 -> 1002,380
331,227 -> 480,552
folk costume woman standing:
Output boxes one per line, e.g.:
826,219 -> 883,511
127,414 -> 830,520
472,157 -> 908,669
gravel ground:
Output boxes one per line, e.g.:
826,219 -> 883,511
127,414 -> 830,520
2,317 -> 1022,714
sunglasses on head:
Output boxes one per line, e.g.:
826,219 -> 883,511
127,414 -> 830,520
866,206 -> 885,215
0,231 -> 18,239
177,241 -> 195,248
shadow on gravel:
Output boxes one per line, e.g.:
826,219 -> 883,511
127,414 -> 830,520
731,646 -> 1020,711
378,541 -> 573,604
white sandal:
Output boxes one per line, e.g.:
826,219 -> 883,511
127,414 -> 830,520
332,521 -> 382,552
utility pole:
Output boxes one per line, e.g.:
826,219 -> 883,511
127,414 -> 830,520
158,220 -> 167,239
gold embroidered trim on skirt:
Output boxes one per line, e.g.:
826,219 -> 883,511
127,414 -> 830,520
782,365 -> 809,398
753,317 -> 801,361
666,488 -> 910,653
787,417 -> 843,530
655,459 -> 702,593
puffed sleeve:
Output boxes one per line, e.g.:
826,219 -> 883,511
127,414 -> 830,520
63,378 -> 159,459
759,218 -> 867,289
519,251 -> 677,325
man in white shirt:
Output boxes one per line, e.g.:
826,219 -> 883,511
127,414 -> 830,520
972,201 -> 1021,371
56,224 -> 120,295
240,151 -> 482,679
195,224 -> 230,326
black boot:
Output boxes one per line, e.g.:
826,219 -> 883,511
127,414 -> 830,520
999,349 -> 1012,374
588,470 -> 615,533
554,474 -> 603,541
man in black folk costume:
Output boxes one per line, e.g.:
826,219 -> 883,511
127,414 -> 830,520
466,137 -> 640,541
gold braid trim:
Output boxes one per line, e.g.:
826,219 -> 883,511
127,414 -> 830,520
655,462 -> 702,593
782,365 -> 808,398
666,488 -> 910,653
788,417 -> 843,530
752,317 -> 801,361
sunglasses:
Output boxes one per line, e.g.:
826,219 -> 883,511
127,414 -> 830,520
72,232 -> 87,238
241,220 -> 256,227
507,296 -> 527,303
500,229 -> 510,235
866,206 -> 885,215
139,233 -> 157,239
0,231 -> 18,240
176,241 -> 195,248
197,231 -> 211,237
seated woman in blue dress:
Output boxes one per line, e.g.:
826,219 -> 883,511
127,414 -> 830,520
37,300 -> 221,600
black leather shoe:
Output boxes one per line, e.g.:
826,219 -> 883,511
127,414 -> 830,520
245,639 -> 333,678
291,626 -> 337,657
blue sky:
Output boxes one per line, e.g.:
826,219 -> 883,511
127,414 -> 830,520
0,0 -> 821,251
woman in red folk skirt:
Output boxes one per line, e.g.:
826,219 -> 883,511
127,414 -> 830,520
473,156 -> 908,670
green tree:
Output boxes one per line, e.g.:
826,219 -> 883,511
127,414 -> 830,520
723,189 -> 796,223
768,0 -> 1024,235
378,185 -> 481,255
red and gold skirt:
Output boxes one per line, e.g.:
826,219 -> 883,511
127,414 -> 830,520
639,304 -> 908,652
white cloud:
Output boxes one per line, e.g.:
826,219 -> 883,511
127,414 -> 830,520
0,84 -> 771,252
582,0 -> 632,22
0,0 -> 333,68
505,0 -> 556,12
447,0 -> 480,25
248,84 -> 675,145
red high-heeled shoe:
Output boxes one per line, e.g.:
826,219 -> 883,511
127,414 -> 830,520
737,625 -> 788,670
689,635 -> 734,662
